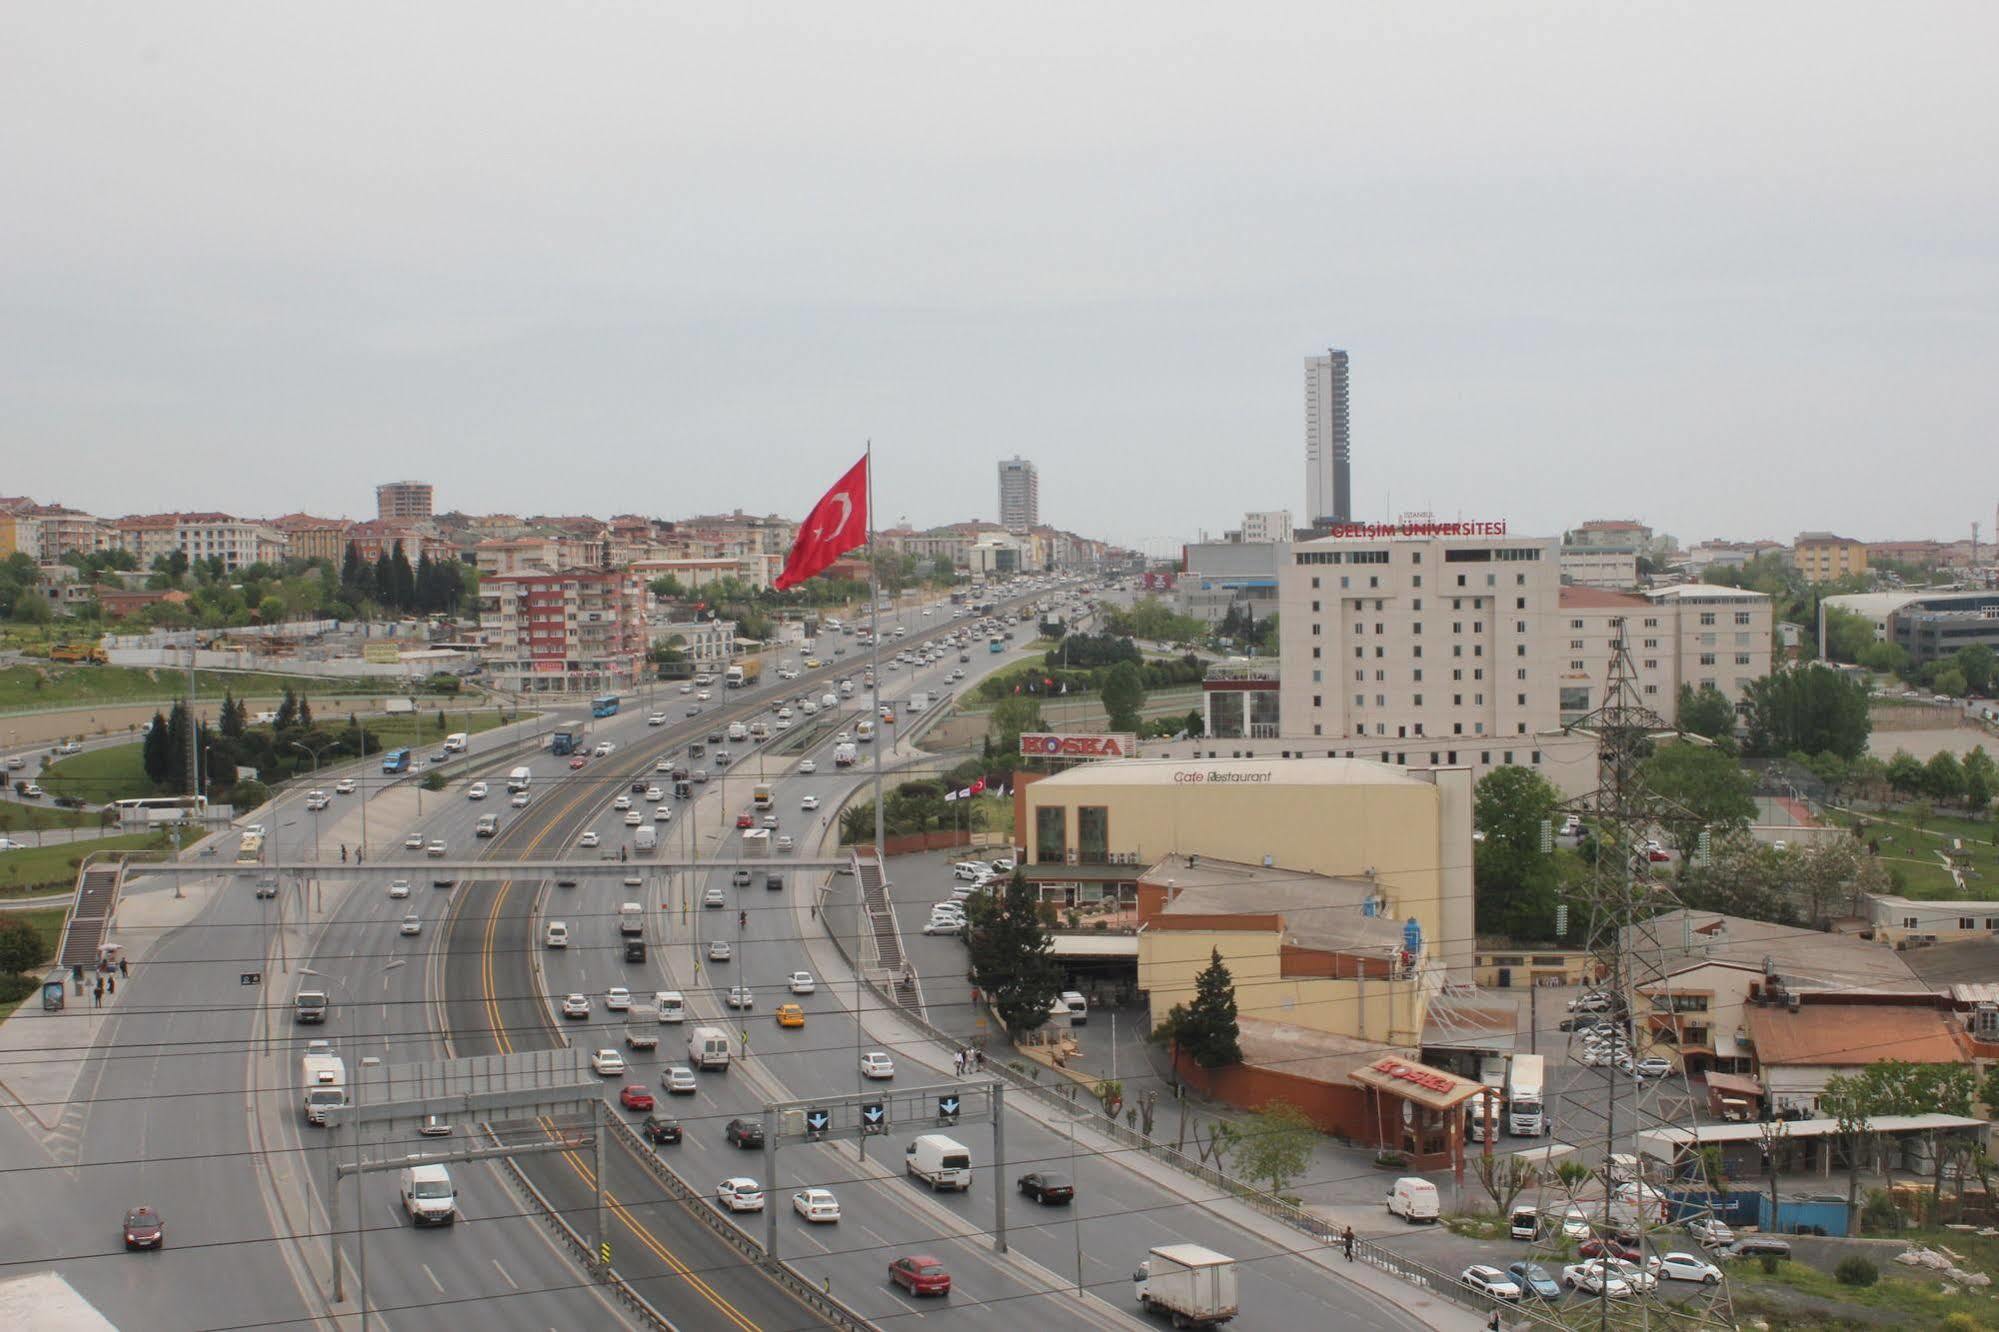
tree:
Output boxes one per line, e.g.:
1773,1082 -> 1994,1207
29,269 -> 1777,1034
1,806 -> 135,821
1859,640 -> 1909,675
1233,1100 -> 1317,1196
1820,1073 -> 1872,1234
0,915 -> 44,977
1886,750 -> 1924,796
1742,668 -> 1872,760
1954,645 -> 1998,696
1923,751 -> 1967,804
1676,684 -> 1737,740
218,692 -> 244,740
274,687 -> 298,733
163,701 -> 191,793
389,542 -> 415,610
1675,837 -> 1803,925
963,871 -> 1061,1038
1174,949 -> 1244,1069
141,710 -> 172,786
1473,1151 -> 1540,1217
1823,608 -> 1877,664
297,696 -> 313,729
11,595 -> 51,625
1640,742 -> 1756,853
988,696 -> 1044,755
1472,766 -> 1564,938
1100,660 -> 1146,733
1931,666 -> 1968,698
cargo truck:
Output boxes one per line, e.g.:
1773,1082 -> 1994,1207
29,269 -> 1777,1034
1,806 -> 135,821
300,1053 -> 346,1125
1134,1244 -> 1238,1327
1507,1053 -> 1546,1136
833,742 -> 858,768
550,731 -> 578,757
908,691 -> 930,714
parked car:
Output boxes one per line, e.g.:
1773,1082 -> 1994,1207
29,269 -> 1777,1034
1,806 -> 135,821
1724,1236 -> 1792,1259
1459,1265 -> 1521,1301
1579,1234 -> 1643,1263
1634,1055 -> 1673,1079
1506,1262 -> 1561,1300
1561,1262 -> 1632,1297
1685,1217 -> 1735,1247
1656,1251 -> 1723,1284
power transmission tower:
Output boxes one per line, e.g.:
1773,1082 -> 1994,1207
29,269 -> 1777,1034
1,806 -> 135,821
1523,620 -> 1736,1329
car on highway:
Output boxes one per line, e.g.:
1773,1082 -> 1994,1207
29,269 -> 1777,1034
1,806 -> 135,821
605,986 -> 631,1011
1506,1262 -> 1561,1300
1657,1251 -> 1723,1284
624,810 -> 642,826
467,782 -> 489,800
798,759 -> 816,774
860,1051 -> 895,1079
304,790 -> 330,811
419,1114 -> 452,1137
647,713 -> 667,726
727,985 -> 754,1009
662,1065 -> 698,1094
1561,1262 -> 1631,1297
590,1049 -> 626,1076
511,791 -> 529,807
619,1084 -> 654,1111
717,1178 -> 763,1212
579,831 -> 599,848
561,993 -> 591,1019
644,786 -> 664,802
685,704 -> 700,716
399,914 -> 422,936
800,794 -> 820,810
402,832 -> 424,850
731,867 -> 752,886
703,887 -> 726,908
642,1113 -> 682,1144
426,839 -> 446,857
613,795 -> 631,811
569,756 -> 587,769
736,812 -> 753,829
0,837 -> 22,851
696,690 -> 711,701
388,879 -> 410,898
1017,1171 -> 1074,1204
792,1188 -> 841,1223
775,1003 -> 805,1028
18,783 -> 42,799
708,939 -> 732,961
1459,1265 -> 1521,1300
335,778 -> 357,795
123,1205 -> 165,1251
888,1254 -> 950,1297
787,971 -> 816,994
725,1118 -> 766,1148
679,682 -> 694,694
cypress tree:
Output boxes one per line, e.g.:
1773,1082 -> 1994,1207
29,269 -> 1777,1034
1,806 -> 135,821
142,711 -> 172,786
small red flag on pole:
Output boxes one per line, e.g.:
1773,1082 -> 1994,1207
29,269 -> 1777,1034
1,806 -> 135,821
774,455 -> 870,591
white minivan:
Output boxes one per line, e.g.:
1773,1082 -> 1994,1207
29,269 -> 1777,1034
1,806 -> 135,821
655,990 -> 685,1023
544,921 -> 568,949
1386,1177 -> 1440,1223
953,861 -> 988,882
905,1134 -> 973,1191
399,1163 -> 457,1226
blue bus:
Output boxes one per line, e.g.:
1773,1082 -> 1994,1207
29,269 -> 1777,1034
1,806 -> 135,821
591,694 -> 620,718
381,747 -> 412,775
988,637 -> 1005,653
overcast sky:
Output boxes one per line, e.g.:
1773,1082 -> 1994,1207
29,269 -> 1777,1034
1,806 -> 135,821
4,3 -> 1994,555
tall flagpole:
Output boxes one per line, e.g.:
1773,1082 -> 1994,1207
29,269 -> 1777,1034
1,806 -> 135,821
861,440 -> 882,1118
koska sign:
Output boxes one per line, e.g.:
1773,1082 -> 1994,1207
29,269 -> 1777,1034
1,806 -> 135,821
1019,733 -> 1136,759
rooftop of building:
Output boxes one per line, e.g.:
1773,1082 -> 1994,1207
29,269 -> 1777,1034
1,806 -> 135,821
1623,909 -> 1921,992
1235,1016 -> 1419,1087
1894,937 -> 1999,993
1557,586 -> 1650,609
1030,754 -> 1434,792
1744,1002 -> 1964,1067
1141,855 -> 1407,954
1644,584 -> 1773,602
1795,531 -> 1864,545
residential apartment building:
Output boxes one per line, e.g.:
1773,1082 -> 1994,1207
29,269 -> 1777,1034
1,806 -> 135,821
1793,531 -> 1868,583
1567,519 -> 1653,549
1277,528 -> 1562,744
478,566 -> 645,695
1686,538 -> 1783,576
1304,349 -> 1352,525
1239,510 -> 1294,544
998,457 -> 1039,533
375,480 -> 434,521
113,513 -> 286,571
1554,584 -> 1774,724
271,513 -> 353,564
0,500 -> 40,560
25,505 -> 108,560
1559,545 -> 1640,589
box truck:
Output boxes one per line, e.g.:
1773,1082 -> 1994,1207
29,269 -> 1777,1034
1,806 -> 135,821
300,1053 -> 346,1126
506,766 -> 532,793
1507,1053 -> 1547,1136
1134,1244 -> 1239,1327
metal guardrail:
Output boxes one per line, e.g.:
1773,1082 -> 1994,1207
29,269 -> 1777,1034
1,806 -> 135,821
485,1128 -> 677,1331
602,1115 -> 881,1331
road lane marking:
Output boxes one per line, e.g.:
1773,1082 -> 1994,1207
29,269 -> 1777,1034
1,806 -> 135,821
421,1262 -> 445,1294
492,1258 -> 518,1289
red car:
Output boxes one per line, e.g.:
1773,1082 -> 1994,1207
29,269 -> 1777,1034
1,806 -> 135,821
889,1254 -> 950,1297
1579,1234 -> 1642,1262
736,812 -> 754,829
569,756 -> 587,770
123,1205 -> 164,1251
619,1084 -> 655,1112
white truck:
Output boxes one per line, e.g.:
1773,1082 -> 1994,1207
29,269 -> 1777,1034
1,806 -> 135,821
689,1025 -> 731,1070
724,665 -> 746,689
727,722 -> 749,742
506,765 -> 532,793
908,691 -> 930,714
1134,1244 -> 1238,1327
832,742 -> 858,768
619,902 -> 644,935
300,1053 -> 347,1126
634,825 -> 658,853
904,1134 -> 973,1191
442,732 -> 469,753
398,1162 -> 457,1226
1506,1053 -> 1546,1136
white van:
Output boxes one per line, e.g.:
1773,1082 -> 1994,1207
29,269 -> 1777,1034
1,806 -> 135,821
1060,991 -> 1089,1025
399,1163 -> 457,1226
953,861 -> 988,882
1386,1177 -> 1440,1223
443,732 -> 469,753
656,991 -> 685,1023
544,921 -> 568,949
634,825 -> 658,852
905,1134 -> 973,1191
840,680 -> 854,696
618,902 -> 643,935
507,766 -> 532,793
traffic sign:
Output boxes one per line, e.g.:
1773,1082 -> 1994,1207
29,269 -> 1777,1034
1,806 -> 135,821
860,1101 -> 886,1134
239,972 -> 262,986
598,1241 -> 611,1266
805,1108 -> 830,1135
937,1094 -> 961,1123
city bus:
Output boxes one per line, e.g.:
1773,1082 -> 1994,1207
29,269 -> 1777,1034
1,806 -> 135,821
988,636 -> 1004,653
381,748 -> 412,775
236,829 -> 265,864
752,782 -> 773,811
111,796 -> 208,824
591,694 -> 620,718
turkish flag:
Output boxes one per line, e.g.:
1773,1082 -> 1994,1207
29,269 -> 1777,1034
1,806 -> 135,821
774,455 -> 869,590
970,777 -> 986,795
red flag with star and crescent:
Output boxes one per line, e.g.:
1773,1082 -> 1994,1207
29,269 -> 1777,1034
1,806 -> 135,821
774,455 -> 869,590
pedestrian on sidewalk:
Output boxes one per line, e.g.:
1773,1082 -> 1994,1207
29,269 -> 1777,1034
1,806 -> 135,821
339,844 -> 347,863
1486,1311 -> 1501,1332
107,976 -> 115,997
953,1050 -> 964,1077
1342,1226 -> 1354,1261
92,981 -> 103,1007
119,958 -> 129,979
355,848 -> 364,864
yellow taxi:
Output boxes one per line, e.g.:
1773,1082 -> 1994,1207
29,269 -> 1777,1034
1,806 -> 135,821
803,657 -> 822,669
775,1003 -> 806,1029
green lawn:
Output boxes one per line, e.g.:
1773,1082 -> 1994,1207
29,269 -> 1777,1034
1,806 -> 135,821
0,906 -> 70,1019
346,709 -> 515,754
1837,807 -> 1999,901
0,664 -> 401,711
0,832 -> 173,899
39,744 -> 155,805
1728,1248 -> 1999,1330
0,801 -> 103,833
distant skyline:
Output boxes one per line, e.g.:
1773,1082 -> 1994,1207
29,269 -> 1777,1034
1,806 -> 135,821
5,4 -> 1996,554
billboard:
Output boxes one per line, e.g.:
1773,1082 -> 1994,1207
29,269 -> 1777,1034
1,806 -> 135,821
362,642 -> 401,664
1018,732 -> 1137,760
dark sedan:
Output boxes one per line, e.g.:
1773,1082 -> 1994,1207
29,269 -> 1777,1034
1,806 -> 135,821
641,1114 -> 683,1145
725,1118 -> 765,1149
1016,1171 -> 1075,1204
123,1206 -> 164,1250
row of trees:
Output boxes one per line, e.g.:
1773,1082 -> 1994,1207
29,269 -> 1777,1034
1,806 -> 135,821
136,690 -> 388,805
338,542 -> 469,615
1824,605 -> 1997,696
1884,745 -> 1997,810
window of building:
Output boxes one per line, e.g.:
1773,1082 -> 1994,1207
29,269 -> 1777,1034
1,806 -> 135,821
1311,669 -> 1322,683
1077,806 -> 1109,864
1412,578 -> 1422,590
1311,646 -> 1321,659
1699,652 -> 1716,666
1034,805 -> 1067,862
1415,694 -> 1424,706
1570,659 -> 1584,671
1699,612 -> 1716,626
1413,668 -> 1423,681
1311,600 -> 1320,612
1734,611 -> 1752,625
1516,598 -> 1526,610
1413,599 -> 1422,611
1311,576 -> 1320,589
